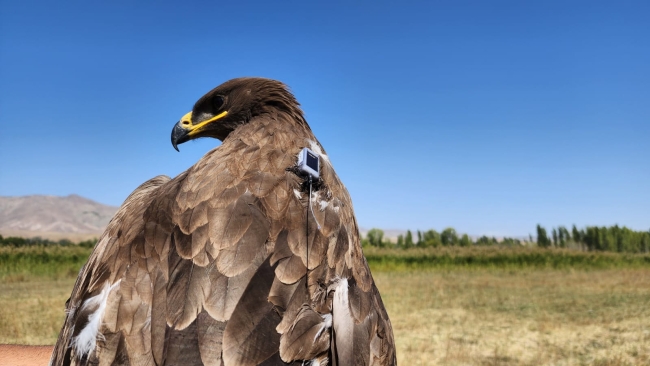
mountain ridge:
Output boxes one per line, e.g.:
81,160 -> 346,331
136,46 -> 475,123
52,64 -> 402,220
0,195 -> 118,239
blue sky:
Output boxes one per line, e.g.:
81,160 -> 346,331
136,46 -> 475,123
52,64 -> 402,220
1,1 -> 648,237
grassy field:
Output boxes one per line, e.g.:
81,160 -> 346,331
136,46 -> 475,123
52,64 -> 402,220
1,246 -> 649,365
0,245 -> 90,282
376,268 -> 650,365
363,246 -> 650,270
0,278 -> 75,345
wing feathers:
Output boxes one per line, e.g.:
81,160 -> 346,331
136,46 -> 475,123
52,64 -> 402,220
191,224 -> 211,266
222,257 -> 281,366
162,318 -> 203,366
150,268 -> 167,365
204,248 -> 266,322
197,310 -> 226,366
207,195 -> 254,252
51,175 -> 170,366
166,249 -> 204,330
348,278 -> 373,324
215,195 -> 270,277
273,231 -> 307,285
268,276 -> 300,314
328,226 -> 349,270
275,277 -> 308,336
52,115 -> 396,366
279,305 -> 331,362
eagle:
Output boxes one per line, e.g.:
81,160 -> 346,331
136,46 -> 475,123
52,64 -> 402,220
50,78 -> 396,366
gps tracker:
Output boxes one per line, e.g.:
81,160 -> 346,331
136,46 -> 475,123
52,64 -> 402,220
297,147 -> 320,180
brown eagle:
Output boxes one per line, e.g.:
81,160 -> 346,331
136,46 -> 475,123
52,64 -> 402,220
51,78 -> 396,366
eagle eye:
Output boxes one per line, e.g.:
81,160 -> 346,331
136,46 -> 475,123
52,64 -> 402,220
213,96 -> 224,110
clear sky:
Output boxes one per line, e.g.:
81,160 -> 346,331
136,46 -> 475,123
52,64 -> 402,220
0,1 -> 648,237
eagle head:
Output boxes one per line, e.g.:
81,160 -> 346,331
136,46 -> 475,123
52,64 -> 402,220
171,77 -> 306,151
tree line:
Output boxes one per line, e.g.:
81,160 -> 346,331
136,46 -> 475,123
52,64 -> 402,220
535,224 -> 649,253
363,225 -> 650,253
2,223 -> 648,254
0,235 -> 97,248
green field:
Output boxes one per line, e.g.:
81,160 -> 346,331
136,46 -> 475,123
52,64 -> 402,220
363,246 -> 650,270
1,245 -> 649,365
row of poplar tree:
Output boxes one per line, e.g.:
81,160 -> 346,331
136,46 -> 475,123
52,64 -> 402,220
362,225 -> 650,253
535,224 -> 649,253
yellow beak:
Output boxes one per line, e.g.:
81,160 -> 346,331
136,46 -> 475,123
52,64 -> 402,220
171,110 -> 229,151
179,110 -> 229,137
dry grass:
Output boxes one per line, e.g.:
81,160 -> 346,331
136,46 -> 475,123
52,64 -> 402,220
1,268 -> 649,365
374,268 -> 650,365
0,279 -> 75,345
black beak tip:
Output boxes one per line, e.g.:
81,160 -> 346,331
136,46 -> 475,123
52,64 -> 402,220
171,122 -> 189,152
171,133 -> 180,152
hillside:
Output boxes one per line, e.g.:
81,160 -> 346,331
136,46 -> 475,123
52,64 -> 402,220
0,195 -> 118,240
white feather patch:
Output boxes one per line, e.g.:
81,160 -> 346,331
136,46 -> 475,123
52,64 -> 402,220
293,189 -> 303,199
314,313 -> 332,341
72,280 -> 121,356
332,278 -> 349,312
331,278 -> 353,344
307,140 -> 330,162
318,200 -> 329,211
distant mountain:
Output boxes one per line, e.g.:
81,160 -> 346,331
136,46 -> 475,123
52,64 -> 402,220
0,195 -> 118,239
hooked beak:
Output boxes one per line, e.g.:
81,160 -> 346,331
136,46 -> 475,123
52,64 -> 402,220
170,111 -> 228,151
171,121 -> 190,152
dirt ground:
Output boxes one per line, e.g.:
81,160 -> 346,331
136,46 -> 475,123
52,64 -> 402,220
0,345 -> 52,366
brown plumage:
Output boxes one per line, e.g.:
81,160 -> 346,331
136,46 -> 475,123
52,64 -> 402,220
51,77 -> 396,366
